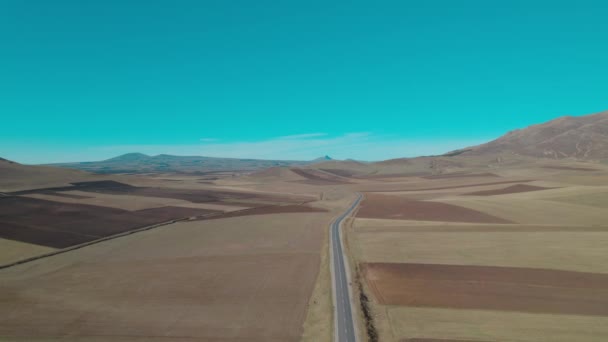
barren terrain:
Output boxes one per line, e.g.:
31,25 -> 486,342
0,213 -> 333,341
344,160 -> 608,342
3,111 -> 608,342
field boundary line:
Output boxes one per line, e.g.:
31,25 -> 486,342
0,210 -> 230,270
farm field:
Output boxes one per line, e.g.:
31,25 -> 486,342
0,157 -> 355,342
0,201 -> 338,341
3,152 -> 608,342
345,164 -> 608,342
0,239 -> 56,265
0,179 -> 315,262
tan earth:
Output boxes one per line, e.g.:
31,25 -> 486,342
0,164 -> 347,341
342,160 -> 608,342
3,114 -> 608,342
0,238 -> 56,265
0,211 -> 336,341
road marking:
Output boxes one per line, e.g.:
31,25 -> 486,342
330,193 -> 362,342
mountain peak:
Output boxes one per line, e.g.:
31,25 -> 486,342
311,155 -> 333,163
104,153 -> 151,162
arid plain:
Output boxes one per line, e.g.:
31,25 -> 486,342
3,112 -> 608,341
0,159 -> 348,341
347,161 -> 608,342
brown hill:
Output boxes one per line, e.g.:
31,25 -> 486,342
0,158 -> 97,192
455,110 -> 608,160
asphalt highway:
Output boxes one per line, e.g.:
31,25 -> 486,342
331,193 -> 363,342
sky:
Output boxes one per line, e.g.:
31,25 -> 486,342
1,0 -> 607,164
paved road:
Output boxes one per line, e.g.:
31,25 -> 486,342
331,193 -> 363,342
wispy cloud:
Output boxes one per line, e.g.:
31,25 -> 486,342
76,133 -> 488,163
276,133 -> 327,140
7,133 -> 491,164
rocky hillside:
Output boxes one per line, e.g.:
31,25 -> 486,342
454,110 -> 608,160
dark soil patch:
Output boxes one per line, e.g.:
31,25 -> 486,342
10,180 -> 135,195
10,180 -> 308,204
357,194 -> 511,223
464,184 -> 554,196
0,197 -> 219,248
0,221 -> 96,248
362,263 -> 608,316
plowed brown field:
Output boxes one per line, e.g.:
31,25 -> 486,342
11,180 -> 309,204
356,194 -> 511,223
0,197 -> 218,248
362,263 -> 608,316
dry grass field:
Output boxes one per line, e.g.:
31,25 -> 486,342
3,153 -> 608,342
0,163 -> 353,341
345,162 -> 608,342
0,179 -> 316,259
0,238 -> 56,265
0,208 -> 337,341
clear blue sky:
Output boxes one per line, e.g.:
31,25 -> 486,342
1,0 -> 607,163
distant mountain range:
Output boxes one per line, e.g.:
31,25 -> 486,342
46,153 -> 334,174
306,110 -> 608,177
5,110 -> 608,181
449,110 -> 608,160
